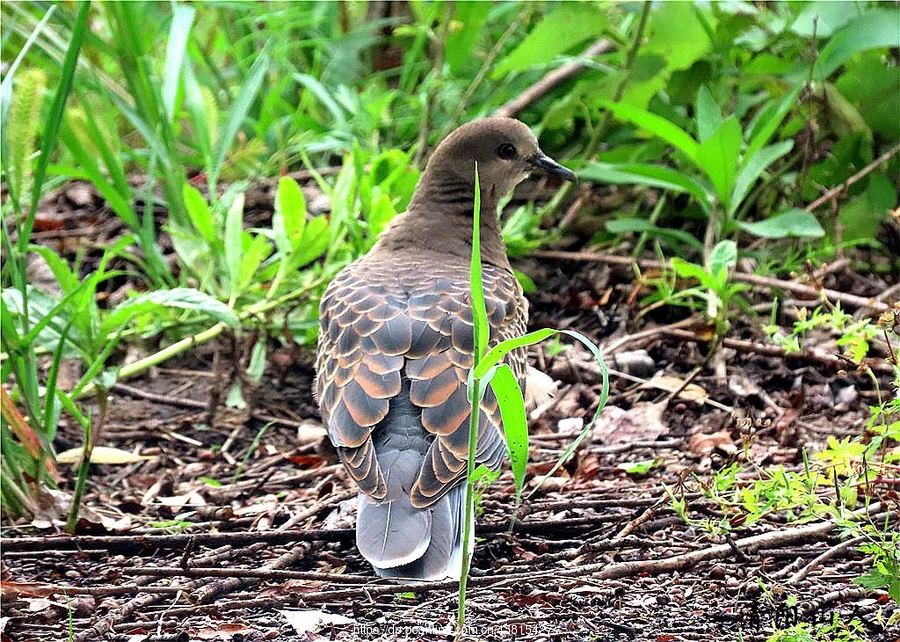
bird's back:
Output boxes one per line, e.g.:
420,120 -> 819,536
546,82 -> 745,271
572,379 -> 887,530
315,246 -> 526,578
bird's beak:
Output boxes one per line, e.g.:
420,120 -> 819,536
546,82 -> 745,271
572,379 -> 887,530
527,152 -> 577,182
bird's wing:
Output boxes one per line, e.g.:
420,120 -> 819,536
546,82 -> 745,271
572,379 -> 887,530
316,265 -> 407,500
405,264 -> 526,508
316,260 -> 526,507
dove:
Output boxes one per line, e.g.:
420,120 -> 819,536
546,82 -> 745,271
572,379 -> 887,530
315,117 -> 575,580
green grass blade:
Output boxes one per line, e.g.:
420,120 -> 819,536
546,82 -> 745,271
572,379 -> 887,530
526,329 -> 610,496
473,328 -> 555,379
209,48 -> 271,190
20,0 -> 89,249
162,4 -> 195,123
489,363 -> 528,500
470,162 -> 488,359
598,99 -> 700,163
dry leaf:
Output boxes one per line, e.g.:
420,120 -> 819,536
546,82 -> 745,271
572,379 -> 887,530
280,609 -> 354,635
593,402 -> 668,444
644,375 -> 709,404
57,446 -> 155,465
688,430 -> 736,456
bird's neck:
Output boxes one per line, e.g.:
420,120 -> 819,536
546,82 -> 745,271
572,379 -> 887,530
380,172 -> 510,268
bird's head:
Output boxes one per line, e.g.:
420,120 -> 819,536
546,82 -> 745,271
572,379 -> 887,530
423,117 -> 576,201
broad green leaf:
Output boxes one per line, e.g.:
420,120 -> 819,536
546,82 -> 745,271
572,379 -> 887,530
103,287 -> 239,331
672,258 -> 714,290
695,86 -> 723,142
446,1 -> 491,75
737,209 -> 825,239
492,3 -> 606,77
238,233 -> 273,293
790,1 -> 860,37
838,174 -> 897,242
730,140 -> 794,217
836,51 -> 900,140
291,216 -> 331,269
514,269 -> 537,294
579,162 -> 710,206
182,184 -> 217,244
162,4 -> 195,123
643,1 -> 713,71
708,240 -> 737,286
820,82 -> 871,138
745,84 -> 802,164
696,116 -> 742,209
814,10 -> 900,80
599,100 -> 700,162
488,364 -> 528,500
275,176 -> 307,252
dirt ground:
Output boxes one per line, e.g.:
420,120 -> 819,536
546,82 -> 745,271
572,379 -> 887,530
1,179 -> 899,641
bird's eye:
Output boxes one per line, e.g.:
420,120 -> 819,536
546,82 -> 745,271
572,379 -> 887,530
497,143 -> 517,160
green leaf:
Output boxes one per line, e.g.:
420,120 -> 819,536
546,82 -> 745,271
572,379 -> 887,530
488,364 -> 528,501
838,173 -> 897,242
617,459 -> 657,475
745,84 -> 802,167
493,3 -> 606,77
708,240 -> 737,285
474,328 -> 556,380
695,116 -> 742,210
237,233 -> 273,293
695,86 -> 723,142
599,100 -> 700,163
294,72 -> 348,130
446,1 -> 490,75
26,1 -> 89,228
470,163 -> 488,360
210,49 -> 270,189
814,9 -> 900,80
737,209 -> 825,239
579,162 -> 711,206
275,176 -> 308,253
162,4 -> 195,123
605,219 -> 705,251
291,216 -> 330,269
672,258 -> 714,290
182,185 -> 217,244
791,1 -> 860,37
103,287 -> 239,331
643,1 -> 713,71
730,140 -> 794,217
224,192 -> 246,298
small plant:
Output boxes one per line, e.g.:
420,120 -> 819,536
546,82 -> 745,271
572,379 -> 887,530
766,612 -> 867,642
456,164 -> 610,634
641,240 -> 751,345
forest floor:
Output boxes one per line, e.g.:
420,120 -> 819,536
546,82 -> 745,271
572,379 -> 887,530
2,179 -> 899,642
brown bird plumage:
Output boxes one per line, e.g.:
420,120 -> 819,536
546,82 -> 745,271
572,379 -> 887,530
315,117 -> 575,579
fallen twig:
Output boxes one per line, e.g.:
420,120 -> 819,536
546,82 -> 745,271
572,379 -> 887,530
529,249 -> 891,313
806,143 -> 900,212
495,40 -> 614,118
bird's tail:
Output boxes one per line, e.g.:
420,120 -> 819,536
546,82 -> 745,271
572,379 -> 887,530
356,450 -> 472,581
